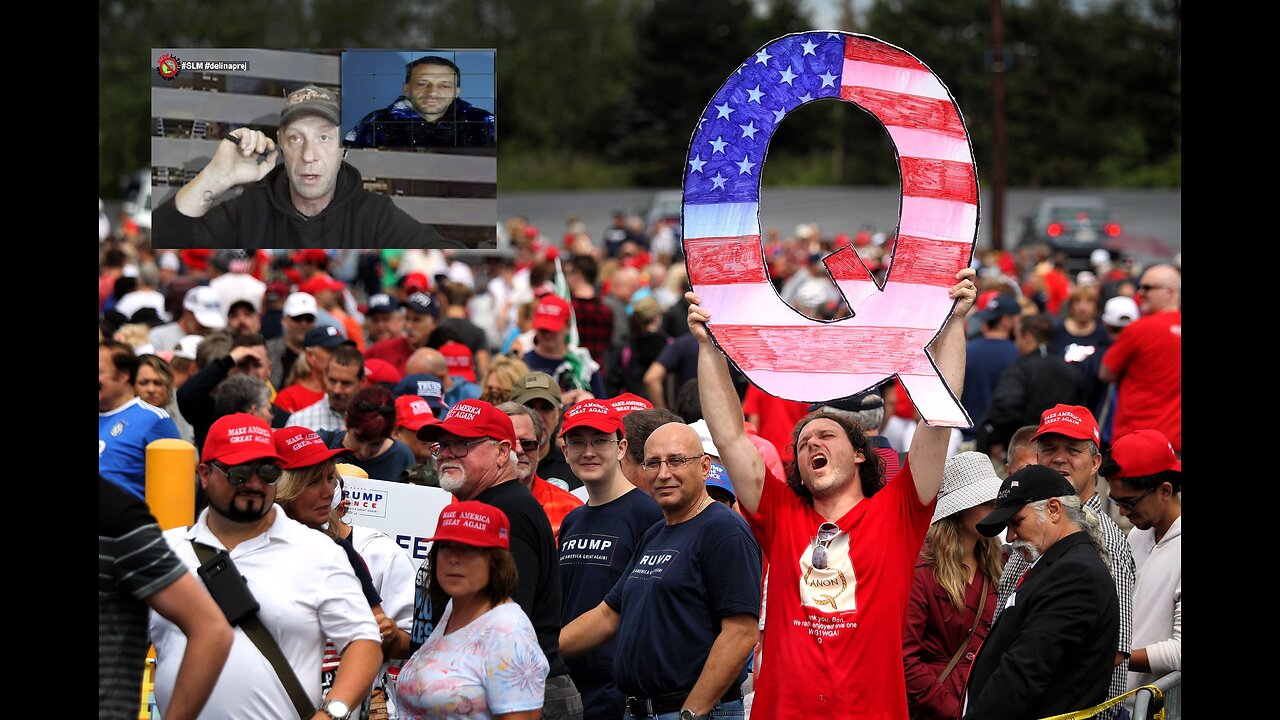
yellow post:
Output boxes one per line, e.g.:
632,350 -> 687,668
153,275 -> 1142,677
146,438 -> 197,531
336,462 -> 370,479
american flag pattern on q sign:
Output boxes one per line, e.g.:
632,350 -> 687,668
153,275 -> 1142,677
682,31 -> 977,427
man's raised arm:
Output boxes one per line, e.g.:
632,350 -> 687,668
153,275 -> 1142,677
174,131 -> 277,218
689,291 -> 766,515
909,267 -> 978,503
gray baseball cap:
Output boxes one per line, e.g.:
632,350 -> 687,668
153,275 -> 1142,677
280,85 -> 341,128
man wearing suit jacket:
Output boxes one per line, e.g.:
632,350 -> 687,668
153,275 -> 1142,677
962,465 -> 1120,720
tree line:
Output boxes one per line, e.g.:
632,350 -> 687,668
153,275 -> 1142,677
99,0 -> 1180,196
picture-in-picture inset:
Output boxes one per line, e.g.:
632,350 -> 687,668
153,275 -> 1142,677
342,50 -> 496,151
150,48 -> 496,250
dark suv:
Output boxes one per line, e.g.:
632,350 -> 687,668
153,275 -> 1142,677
1019,196 -> 1121,269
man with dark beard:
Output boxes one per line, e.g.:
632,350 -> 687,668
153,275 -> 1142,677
148,413 -> 381,720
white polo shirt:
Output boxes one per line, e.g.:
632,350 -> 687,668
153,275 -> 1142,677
149,505 -> 380,720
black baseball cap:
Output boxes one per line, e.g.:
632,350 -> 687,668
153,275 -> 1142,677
977,294 -> 1021,322
976,465 -> 1076,537
303,325 -> 355,350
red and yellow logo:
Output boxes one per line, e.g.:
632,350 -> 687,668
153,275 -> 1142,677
156,53 -> 181,80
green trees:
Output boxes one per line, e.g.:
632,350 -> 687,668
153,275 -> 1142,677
98,0 -> 1179,196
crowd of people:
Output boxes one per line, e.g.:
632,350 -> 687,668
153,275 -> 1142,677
100,214 -> 1180,720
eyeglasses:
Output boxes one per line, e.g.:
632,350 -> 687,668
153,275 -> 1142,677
354,401 -> 396,415
289,314 -> 317,324
640,453 -> 706,474
430,437 -> 495,460
516,439 -> 541,453
212,460 -> 282,486
564,437 -> 620,453
1136,284 -> 1168,293
1111,487 -> 1155,510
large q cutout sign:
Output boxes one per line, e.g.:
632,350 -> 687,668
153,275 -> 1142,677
683,32 -> 977,427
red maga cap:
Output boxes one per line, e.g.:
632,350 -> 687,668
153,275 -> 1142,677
203,413 -> 284,465
273,426 -> 352,469
608,392 -> 653,416
1032,404 -> 1100,444
559,400 -> 623,437
428,501 -> 511,549
418,399 -> 516,445
1109,429 -> 1181,477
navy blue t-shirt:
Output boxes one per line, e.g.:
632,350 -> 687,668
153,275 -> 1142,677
655,333 -> 700,392
962,337 -> 1019,439
319,430 -> 416,482
559,489 -> 664,719
605,502 -> 762,697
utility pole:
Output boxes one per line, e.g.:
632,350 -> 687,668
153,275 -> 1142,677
990,0 -> 1007,252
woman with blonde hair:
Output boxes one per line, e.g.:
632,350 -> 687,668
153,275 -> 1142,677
1050,284 -> 1107,358
134,353 -> 195,443
903,452 -> 1004,720
479,355 -> 530,405
275,427 -> 413,718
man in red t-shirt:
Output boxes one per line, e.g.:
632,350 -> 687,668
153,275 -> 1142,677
688,269 -> 977,719
741,385 -> 810,461
1100,264 -> 1181,453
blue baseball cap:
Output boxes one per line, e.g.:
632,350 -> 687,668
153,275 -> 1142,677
706,462 -> 736,503
393,373 -> 449,416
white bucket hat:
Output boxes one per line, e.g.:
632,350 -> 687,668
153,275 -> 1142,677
933,451 -> 1004,524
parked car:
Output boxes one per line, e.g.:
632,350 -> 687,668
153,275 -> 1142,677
1019,196 -> 1121,269
119,169 -> 153,238
645,190 -> 682,234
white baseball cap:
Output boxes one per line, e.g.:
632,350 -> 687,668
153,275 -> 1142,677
174,334 -> 204,361
687,419 -> 721,459
1102,296 -> 1140,327
183,286 -> 226,330
284,292 -> 319,318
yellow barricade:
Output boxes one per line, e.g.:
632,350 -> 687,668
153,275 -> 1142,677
1040,685 -> 1166,720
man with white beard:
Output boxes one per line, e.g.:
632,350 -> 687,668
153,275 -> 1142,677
963,465 -> 1119,719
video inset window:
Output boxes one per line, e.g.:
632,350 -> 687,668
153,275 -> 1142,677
342,50 -> 496,152
150,48 -> 497,250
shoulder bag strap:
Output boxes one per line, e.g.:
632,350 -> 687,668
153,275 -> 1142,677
190,539 -> 315,720
937,575 -> 989,684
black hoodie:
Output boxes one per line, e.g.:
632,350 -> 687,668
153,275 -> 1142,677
154,162 -> 462,249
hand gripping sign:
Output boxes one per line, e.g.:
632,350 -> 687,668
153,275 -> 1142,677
682,32 -> 977,427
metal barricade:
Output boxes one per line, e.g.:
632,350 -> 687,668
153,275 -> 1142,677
1132,671 -> 1181,720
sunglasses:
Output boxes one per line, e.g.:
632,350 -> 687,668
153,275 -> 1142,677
516,439 -> 541,453
212,460 -> 282,486
1136,284 -> 1167,293
1111,487 -> 1155,510
811,521 -> 840,570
